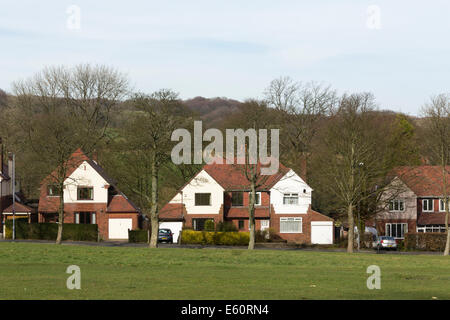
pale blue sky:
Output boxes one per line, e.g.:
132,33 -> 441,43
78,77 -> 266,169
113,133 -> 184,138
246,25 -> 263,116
1,1 -> 449,115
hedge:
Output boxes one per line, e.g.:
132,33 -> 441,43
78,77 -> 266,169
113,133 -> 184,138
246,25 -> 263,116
4,220 -> 98,241
129,229 -> 148,243
404,232 -> 448,252
180,230 -> 249,246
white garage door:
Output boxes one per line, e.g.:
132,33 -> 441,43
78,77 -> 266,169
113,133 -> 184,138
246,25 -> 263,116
311,221 -> 333,244
109,218 -> 132,240
159,222 -> 183,243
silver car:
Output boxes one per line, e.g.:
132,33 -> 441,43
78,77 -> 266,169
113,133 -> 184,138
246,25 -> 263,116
373,236 -> 397,250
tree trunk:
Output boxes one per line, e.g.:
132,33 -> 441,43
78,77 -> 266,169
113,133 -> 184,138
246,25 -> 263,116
248,182 -> 256,250
444,206 -> 449,256
347,204 -> 354,253
56,186 -> 64,244
149,154 -> 159,248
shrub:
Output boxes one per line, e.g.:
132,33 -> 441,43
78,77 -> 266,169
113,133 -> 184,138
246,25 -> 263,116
404,232 -> 448,252
180,230 -> 249,246
215,221 -> 238,232
204,219 -> 215,231
255,229 -> 269,242
4,220 -> 98,241
129,230 -> 148,243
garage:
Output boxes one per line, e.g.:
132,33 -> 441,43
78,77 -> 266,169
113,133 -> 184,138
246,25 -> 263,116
108,218 -> 133,240
311,221 -> 333,244
159,221 -> 183,243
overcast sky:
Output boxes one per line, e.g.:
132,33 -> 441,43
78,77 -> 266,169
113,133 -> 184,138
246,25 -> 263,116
1,1 -> 449,115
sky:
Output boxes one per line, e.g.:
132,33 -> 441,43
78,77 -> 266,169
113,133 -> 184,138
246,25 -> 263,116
0,0 -> 449,116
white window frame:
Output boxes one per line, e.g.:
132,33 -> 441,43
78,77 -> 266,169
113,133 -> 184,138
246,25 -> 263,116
248,192 -> 261,206
280,217 -> 302,233
283,193 -> 299,205
439,198 -> 447,212
417,225 -> 447,233
385,223 -> 407,239
389,199 -> 405,212
422,199 -> 434,212
260,220 -> 270,230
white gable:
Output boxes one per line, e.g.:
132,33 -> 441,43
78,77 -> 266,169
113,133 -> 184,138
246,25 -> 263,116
270,169 -> 312,214
64,161 -> 109,203
169,169 -> 224,214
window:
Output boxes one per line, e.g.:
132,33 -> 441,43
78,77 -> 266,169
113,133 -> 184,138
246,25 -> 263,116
280,217 -> 302,233
231,192 -> 244,207
249,192 -> 261,206
283,193 -> 299,205
439,199 -> 448,212
195,193 -> 211,206
77,187 -> 93,200
385,223 -> 407,239
47,184 -> 60,196
417,225 -> 446,233
422,199 -> 434,212
192,218 -> 213,231
75,212 -> 96,224
238,220 -> 245,230
389,199 -> 405,212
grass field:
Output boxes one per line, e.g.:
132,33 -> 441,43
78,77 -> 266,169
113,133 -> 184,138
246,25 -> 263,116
0,242 -> 449,299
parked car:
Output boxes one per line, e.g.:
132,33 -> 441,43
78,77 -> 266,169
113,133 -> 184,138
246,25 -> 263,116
373,236 -> 397,250
158,228 -> 173,243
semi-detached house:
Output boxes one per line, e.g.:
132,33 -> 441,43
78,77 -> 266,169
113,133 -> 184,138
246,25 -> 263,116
159,160 -> 334,244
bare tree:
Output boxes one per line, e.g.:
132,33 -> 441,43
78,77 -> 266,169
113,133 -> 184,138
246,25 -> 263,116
12,64 -> 129,244
264,77 -> 337,178
124,89 -> 190,248
422,93 -> 450,256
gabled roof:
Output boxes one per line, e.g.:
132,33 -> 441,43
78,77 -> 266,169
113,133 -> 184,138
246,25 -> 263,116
107,194 -> 139,213
3,202 -> 32,214
159,203 -> 186,220
202,159 -> 291,191
38,148 -> 140,214
392,166 -> 450,197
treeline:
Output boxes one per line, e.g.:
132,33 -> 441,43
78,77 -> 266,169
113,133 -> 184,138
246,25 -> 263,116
0,65 -> 448,247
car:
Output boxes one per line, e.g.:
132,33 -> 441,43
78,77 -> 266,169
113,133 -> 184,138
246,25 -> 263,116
158,228 -> 173,243
373,236 -> 397,251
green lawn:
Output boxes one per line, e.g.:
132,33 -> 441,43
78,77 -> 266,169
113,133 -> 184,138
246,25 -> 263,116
0,242 -> 449,299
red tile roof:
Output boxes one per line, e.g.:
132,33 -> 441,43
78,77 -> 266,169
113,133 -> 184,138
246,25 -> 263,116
107,195 -> 139,213
3,202 -> 33,213
393,166 -> 450,197
203,159 -> 290,191
159,203 -> 186,220
308,206 -> 334,221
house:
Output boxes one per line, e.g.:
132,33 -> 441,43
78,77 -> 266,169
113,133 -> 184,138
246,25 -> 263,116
159,160 -> 333,244
0,142 -> 34,236
38,148 -> 141,240
376,165 -> 450,239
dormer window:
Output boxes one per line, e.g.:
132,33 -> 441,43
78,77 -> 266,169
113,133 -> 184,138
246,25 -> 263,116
47,184 -> 60,197
77,186 -> 93,200
248,192 -> 261,206
422,199 -> 434,212
283,193 -> 299,205
231,192 -> 244,207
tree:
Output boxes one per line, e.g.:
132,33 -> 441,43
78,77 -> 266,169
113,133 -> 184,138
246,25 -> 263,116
422,93 -> 450,256
264,77 -> 337,178
313,93 -> 388,253
12,64 -> 128,244
123,89 -> 190,248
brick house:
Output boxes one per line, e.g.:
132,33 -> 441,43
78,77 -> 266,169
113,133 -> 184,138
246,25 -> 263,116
159,160 -> 333,244
376,166 -> 450,239
38,148 -> 140,240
